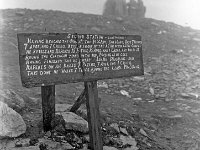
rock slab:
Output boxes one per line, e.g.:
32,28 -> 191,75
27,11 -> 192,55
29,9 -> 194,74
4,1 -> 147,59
60,112 -> 89,133
0,101 -> 26,139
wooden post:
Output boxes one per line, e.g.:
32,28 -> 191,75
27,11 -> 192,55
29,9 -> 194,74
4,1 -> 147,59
41,85 -> 55,132
85,81 -> 103,150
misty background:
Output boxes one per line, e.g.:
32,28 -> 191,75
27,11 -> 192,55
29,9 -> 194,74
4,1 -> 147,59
1,0 -> 200,30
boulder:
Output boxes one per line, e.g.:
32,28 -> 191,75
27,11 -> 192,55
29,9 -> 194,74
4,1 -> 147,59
60,112 -> 88,133
0,101 -> 26,139
0,89 -> 25,112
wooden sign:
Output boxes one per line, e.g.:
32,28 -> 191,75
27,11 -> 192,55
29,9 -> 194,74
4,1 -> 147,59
17,33 -> 144,150
17,33 -> 144,88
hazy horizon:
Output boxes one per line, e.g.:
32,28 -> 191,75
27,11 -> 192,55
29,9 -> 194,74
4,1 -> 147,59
1,0 -> 200,30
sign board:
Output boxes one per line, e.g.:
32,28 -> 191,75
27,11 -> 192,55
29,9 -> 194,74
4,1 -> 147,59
17,33 -> 143,87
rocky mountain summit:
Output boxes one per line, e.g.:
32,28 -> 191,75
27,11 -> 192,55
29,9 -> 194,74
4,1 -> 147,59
0,8 -> 200,150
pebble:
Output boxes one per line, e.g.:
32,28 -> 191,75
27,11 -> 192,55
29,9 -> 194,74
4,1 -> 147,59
119,127 -> 128,135
139,128 -> 148,137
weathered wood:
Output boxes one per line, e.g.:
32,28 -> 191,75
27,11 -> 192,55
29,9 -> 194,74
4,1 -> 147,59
17,33 -> 143,88
85,81 -> 103,150
70,89 -> 86,112
41,85 -> 55,132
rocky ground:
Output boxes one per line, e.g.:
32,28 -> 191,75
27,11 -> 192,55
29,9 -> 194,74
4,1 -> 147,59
1,9 -> 200,150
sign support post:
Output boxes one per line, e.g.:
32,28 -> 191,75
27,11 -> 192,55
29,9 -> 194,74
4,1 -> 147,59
41,85 -> 55,132
85,81 -> 103,150
70,89 -> 86,112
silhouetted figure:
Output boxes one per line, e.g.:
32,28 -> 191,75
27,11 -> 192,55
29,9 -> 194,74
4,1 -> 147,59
103,0 -> 146,19
103,0 -> 127,17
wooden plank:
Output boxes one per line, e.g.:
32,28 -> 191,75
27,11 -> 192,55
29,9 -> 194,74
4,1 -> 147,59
17,33 -> 143,88
85,81 -> 103,150
41,85 -> 55,132
70,89 -> 86,112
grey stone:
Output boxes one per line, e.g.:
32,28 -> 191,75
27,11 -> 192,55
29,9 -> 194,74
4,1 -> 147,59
120,135 -> 137,146
190,108 -> 200,114
55,103 -> 72,112
38,138 -> 73,149
139,128 -> 148,137
110,123 -> 120,133
91,27 -> 101,32
119,127 -> 128,135
124,145 -> 139,150
15,138 -> 30,147
61,112 -> 88,133
0,89 -> 25,111
12,146 -> 40,150
83,134 -> 90,143
0,101 -> 26,139
80,144 -> 89,150
103,146 -> 118,150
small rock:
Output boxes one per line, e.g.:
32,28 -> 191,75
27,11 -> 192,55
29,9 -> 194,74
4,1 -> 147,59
54,135 -> 65,142
148,100 -> 155,103
126,126 -> 136,137
179,93 -> 190,99
13,146 -> 40,150
80,144 -> 89,150
165,97 -> 173,102
120,135 -> 137,146
61,112 -> 88,133
39,138 -> 73,149
103,135 -> 112,145
103,146 -> 118,150
120,90 -> 131,98
168,114 -> 182,118
73,133 -> 82,144
124,145 -> 139,150
0,101 -> 26,139
110,123 -> 120,133
15,138 -> 30,147
15,11 -> 26,16
132,98 -> 142,101
188,93 -> 199,99
39,143 -> 48,150
61,142 -> 74,149
91,27 -> 101,32
149,87 -> 155,95
110,137 -> 123,146
139,128 -> 148,137
119,127 -> 128,135
53,124 -> 66,134
82,134 -> 90,143
190,108 -> 200,114
44,131 -> 51,138
106,126 -> 120,136
29,137 -> 39,146
132,76 -> 144,81
97,81 -> 109,88
28,18 -> 34,22
55,103 -> 72,112
115,17 -> 123,22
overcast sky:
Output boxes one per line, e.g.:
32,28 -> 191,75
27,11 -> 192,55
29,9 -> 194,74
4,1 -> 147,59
1,0 -> 200,30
